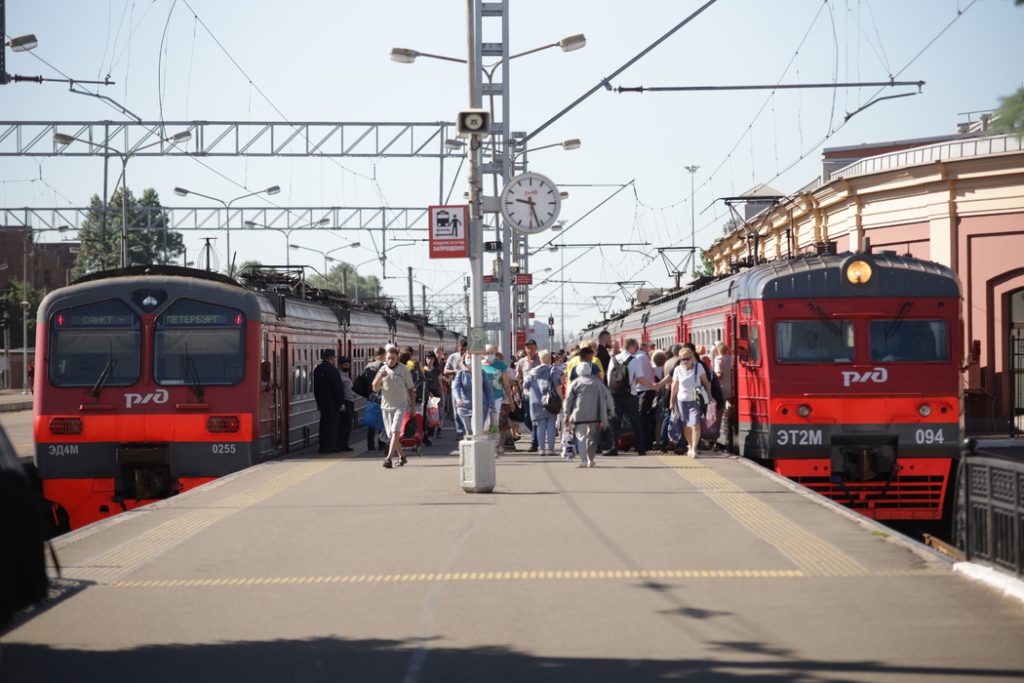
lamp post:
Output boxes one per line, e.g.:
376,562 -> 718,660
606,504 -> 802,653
20,299 -> 29,394
289,242 -> 361,285
391,32 -> 585,354
244,217 -> 329,267
174,185 -> 280,276
53,130 -> 192,268
685,164 -> 699,275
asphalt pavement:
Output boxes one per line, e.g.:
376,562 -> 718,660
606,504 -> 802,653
2,429 -> 1023,683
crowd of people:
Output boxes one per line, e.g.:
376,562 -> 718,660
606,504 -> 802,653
312,332 -> 734,470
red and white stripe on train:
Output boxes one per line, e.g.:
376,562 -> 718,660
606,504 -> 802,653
585,252 -> 961,521
33,266 -> 459,531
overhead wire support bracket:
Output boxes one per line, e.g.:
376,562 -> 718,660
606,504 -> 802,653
614,80 -> 925,94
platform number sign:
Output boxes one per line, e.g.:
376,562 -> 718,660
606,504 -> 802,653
429,205 -> 469,259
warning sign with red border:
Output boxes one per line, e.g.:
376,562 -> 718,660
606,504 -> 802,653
428,205 -> 469,259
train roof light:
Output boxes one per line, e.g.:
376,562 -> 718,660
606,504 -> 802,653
846,259 -> 873,285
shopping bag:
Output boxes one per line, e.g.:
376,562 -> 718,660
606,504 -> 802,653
560,423 -> 576,460
363,398 -> 385,431
703,401 -> 718,435
426,397 -> 441,428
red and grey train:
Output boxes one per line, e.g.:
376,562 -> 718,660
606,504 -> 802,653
33,265 -> 459,531
584,251 -> 962,521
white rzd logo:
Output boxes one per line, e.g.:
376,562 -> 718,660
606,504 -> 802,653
125,388 -> 169,409
841,367 -> 888,388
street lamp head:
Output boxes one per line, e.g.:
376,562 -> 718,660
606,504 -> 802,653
8,34 -> 38,52
561,138 -> 581,151
444,139 -> 466,151
316,218 -> 330,226
53,133 -> 75,146
558,34 -> 587,52
266,185 -> 281,195
389,47 -> 419,64
243,220 -> 258,228
289,244 -> 300,250
171,131 -> 192,143
559,191 -> 569,200
56,225 -> 70,232
174,187 -> 189,197
349,242 -> 361,249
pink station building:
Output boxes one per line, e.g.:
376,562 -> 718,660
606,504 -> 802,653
705,121 -> 1024,435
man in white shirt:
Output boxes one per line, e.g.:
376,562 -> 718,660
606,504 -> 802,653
622,338 -> 657,455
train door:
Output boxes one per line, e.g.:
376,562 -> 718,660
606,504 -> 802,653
736,313 -> 768,459
279,337 -> 290,454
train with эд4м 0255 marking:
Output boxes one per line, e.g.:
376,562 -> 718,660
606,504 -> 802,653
33,264 -> 460,533
582,251 -> 962,522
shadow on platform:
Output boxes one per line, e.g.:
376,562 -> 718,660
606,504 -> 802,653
3,635 -> 1023,683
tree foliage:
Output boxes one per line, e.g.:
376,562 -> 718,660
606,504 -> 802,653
71,187 -> 185,280
990,86 -> 1024,138
0,279 -> 46,349
309,261 -> 381,300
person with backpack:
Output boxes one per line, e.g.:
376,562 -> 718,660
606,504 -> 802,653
522,350 -> 563,455
605,339 -> 631,455
354,346 -> 387,452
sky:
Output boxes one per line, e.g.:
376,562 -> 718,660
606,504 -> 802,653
3,0 -> 1022,337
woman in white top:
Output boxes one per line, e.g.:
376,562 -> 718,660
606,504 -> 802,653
670,347 -> 713,457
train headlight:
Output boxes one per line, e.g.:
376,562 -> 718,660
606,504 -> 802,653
207,415 -> 240,433
918,404 -> 932,417
797,404 -> 812,418
846,259 -> 873,285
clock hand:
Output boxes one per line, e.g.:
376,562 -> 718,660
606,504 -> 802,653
530,203 -> 541,225
515,199 -> 533,205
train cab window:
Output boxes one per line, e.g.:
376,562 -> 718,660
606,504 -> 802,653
154,300 -> 245,386
870,319 -> 948,362
49,300 -> 140,387
776,320 -> 854,363
747,325 -> 761,363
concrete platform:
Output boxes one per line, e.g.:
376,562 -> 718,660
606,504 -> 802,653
2,433 -> 1023,682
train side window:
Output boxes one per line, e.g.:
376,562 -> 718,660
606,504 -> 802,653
49,299 -> 140,387
748,326 -> 761,363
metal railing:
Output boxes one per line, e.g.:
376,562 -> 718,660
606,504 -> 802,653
959,442 -> 1024,577
831,134 -> 1024,181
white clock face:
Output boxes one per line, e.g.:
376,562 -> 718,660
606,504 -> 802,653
500,172 -> 561,235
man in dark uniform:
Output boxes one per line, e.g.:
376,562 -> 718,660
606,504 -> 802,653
313,348 -> 344,453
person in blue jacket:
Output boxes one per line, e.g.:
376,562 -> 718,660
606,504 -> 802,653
452,357 -> 494,437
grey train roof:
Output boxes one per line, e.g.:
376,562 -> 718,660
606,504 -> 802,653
580,252 -> 960,332
734,252 -> 960,301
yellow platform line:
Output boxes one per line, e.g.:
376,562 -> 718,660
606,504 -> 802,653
65,461 -> 335,584
108,568 -> 806,589
659,455 -> 870,577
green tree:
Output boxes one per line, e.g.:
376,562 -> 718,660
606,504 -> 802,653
990,86 -> 1024,137
310,261 -> 381,300
0,279 -> 46,349
71,187 -> 185,279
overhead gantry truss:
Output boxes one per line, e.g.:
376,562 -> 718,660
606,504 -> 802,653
0,120 -> 460,158
0,206 -> 429,232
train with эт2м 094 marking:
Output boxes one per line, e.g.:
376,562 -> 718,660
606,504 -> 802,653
33,265 -> 460,532
582,251 -> 962,521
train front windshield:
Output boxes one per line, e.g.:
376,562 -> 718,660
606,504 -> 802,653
49,300 -> 141,387
869,320 -> 948,362
154,299 -> 245,386
776,320 -> 855,363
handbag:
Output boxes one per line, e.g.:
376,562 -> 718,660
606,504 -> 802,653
543,383 -> 562,414
508,402 -> 527,423
362,394 -> 385,431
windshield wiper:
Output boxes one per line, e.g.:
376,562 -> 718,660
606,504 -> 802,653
184,344 -> 205,402
808,302 -> 841,336
90,345 -> 116,397
885,302 -> 913,339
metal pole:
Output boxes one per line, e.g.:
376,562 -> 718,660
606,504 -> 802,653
686,164 -> 699,275
408,266 -> 415,314
422,283 -> 427,317
560,245 -> 565,349
20,300 -> 29,394
120,155 -> 129,268
463,0 -> 494,492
